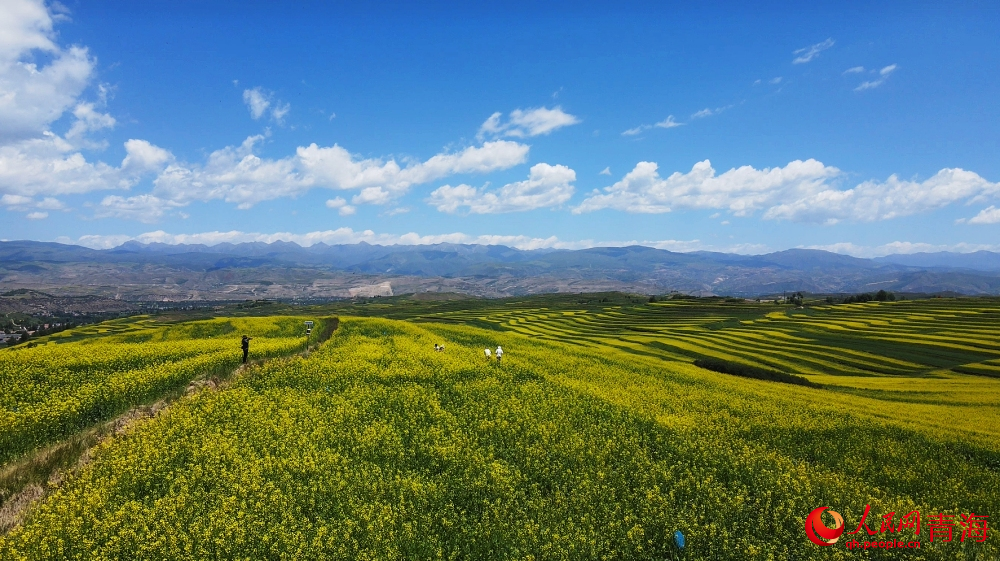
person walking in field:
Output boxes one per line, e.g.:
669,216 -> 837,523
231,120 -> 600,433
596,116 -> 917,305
241,335 -> 252,364
484,348 -> 491,361
495,345 -> 503,364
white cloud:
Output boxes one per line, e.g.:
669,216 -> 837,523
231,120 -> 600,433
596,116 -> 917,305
0,0 -> 95,142
478,106 -> 580,138
768,77 -> 783,85
121,138 -> 173,172
151,137 -> 529,210
35,196 -> 65,210
242,87 -> 289,123
575,160 -> 1000,223
65,102 -> 115,145
792,38 -> 835,64
1,193 -> 66,217
0,0 -> 175,216
352,186 -> 393,206
1,193 -> 33,207
843,66 -> 865,74
655,115 -> 683,128
855,64 -> 897,91
764,167 -> 999,223
0,134 -> 150,197
325,197 -> 356,216
966,205 -> 1000,225
242,88 -> 270,119
623,115 -> 683,136
94,194 -> 184,223
599,167 -> 611,176
428,163 -> 576,214
271,102 -> 290,124
690,106 -> 733,120
575,159 -> 840,216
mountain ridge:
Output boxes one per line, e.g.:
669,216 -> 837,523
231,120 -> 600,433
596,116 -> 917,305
2,240 -> 999,300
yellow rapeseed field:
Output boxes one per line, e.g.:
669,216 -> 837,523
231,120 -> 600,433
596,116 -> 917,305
2,311 -> 996,560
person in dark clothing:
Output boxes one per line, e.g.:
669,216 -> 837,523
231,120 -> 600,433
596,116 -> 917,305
241,335 -> 252,364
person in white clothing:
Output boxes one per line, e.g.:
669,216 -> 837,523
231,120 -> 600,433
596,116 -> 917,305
495,345 -> 503,364
484,348 -> 491,361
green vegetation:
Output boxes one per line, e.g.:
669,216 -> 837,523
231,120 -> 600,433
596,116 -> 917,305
692,358 -> 819,387
1,295 -> 998,559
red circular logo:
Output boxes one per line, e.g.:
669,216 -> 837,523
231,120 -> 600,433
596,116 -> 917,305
805,506 -> 845,546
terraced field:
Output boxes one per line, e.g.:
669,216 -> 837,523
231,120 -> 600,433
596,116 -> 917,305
1,296 -> 998,559
411,296 -> 1000,377
407,296 -> 1000,445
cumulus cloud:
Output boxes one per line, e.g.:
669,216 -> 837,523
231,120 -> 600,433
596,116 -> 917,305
0,0 -> 178,220
575,160 -> 1000,223
792,38 -> 835,64
0,134 -> 172,200
151,137 -> 529,210
121,138 -> 173,172
478,106 -> 580,138
855,64 -> 897,91
325,197 -> 356,216
242,87 -> 289,123
764,167 -> 998,223
0,0 -> 95,142
575,159 -> 840,216
599,167 -> 611,176
428,163 -> 576,214
843,66 -> 865,74
25,211 -> 47,219
966,205 -> 1000,225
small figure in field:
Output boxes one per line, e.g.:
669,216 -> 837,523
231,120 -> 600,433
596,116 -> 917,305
434,344 -> 440,352
484,348 -> 492,361
438,344 -> 445,352
495,345 -> 503,364
241,335 -> 252,364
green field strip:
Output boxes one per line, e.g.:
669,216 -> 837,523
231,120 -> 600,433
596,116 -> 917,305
646,331 -> 827,375
951,362 -> 1000,377
708,329 -> 923,375
745,332 -> 928,370
678,331 -> 877,376
870,334 -> 1000,355
616,335 -> 727,362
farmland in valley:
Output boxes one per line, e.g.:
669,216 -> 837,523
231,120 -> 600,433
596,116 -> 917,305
1,295 -> 998,559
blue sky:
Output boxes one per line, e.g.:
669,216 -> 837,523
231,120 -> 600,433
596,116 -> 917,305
1,0 -> 999,256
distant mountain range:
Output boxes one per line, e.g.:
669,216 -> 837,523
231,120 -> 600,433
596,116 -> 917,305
2,240 -> 1000,302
